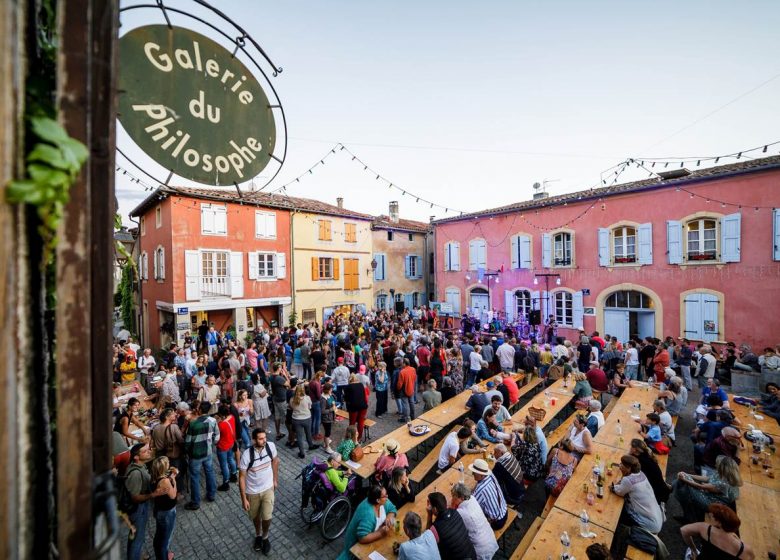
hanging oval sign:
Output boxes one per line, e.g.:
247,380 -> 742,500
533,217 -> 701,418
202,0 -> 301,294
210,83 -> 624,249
118,25 -> 277,186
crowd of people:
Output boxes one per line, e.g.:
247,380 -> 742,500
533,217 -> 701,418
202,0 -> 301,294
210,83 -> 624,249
111,308 -> 777,559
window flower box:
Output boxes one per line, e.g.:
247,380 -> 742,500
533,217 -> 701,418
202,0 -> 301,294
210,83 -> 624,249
613,256 -> 636,264
687,252 -> 717,261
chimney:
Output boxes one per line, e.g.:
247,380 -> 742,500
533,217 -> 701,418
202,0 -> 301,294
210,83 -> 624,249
389,201 -> 399,223
336,197 -> 343,209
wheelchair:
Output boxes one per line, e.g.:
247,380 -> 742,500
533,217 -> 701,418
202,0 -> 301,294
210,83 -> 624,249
298,456 -> 358,541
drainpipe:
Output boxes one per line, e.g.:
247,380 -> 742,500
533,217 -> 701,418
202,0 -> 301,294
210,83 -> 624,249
289,210 -> 296,326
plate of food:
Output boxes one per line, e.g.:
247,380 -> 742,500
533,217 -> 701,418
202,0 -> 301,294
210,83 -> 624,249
409,424 -> 431,436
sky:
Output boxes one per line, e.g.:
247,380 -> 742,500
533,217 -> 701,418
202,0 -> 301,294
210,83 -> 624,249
116,0 -> 780,225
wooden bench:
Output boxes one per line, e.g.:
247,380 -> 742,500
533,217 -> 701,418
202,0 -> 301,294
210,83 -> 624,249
508,516 -> 543,560
408,425 -> 462,487
603,393 -> 619,415
541,494 -> 556,518
335,409 -> 376,442
625,544 -> 654,560
545,410 -> 579,449
495,508 -> 519,548
516,376 -> 544,400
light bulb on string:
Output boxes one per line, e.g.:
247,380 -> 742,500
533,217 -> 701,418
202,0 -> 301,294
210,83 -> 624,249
556,277 -> 561,286
533,277 -> 539,285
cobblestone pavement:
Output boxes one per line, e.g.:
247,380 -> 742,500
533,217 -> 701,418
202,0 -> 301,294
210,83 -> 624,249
122,391 -> 414,560
123,385 -> 700,559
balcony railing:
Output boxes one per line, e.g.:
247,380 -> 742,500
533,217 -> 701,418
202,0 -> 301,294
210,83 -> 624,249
554,257 -> 571,267
200,276 -> 230,298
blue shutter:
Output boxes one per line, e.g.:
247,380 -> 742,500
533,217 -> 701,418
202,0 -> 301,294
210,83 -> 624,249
721,213 -> 741,263
542,234 -> 552,268
598,228 -> 610,267
519,235 -> 532,269
444,243 -> 451,271
452,242 -> 461,271
510,236 -> 519,269
416,255 -> 423,279
684,293 -> 703,340
505,290 -> 515,323
404,255 -> 411,278
404,293 -> 413,311
666,220 -> 683,264
572,290 -> 584,330
637,223 -> 653,265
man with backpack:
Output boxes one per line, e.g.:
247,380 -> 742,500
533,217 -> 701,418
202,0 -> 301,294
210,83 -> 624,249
239,428 -> 279,555
122,442 -> 166,560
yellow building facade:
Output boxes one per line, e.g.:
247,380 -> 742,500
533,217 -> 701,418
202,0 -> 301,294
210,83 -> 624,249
290,199 -> 375,325
371,202 -> 431,313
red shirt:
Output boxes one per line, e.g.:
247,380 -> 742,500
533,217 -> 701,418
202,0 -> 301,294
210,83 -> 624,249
397,366 -> 417,398
416,346 -> 431,367
503,377 -> 520,404
217,416 -> 236,452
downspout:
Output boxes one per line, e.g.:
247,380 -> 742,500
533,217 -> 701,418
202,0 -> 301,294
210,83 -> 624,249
289,210 -> 296,325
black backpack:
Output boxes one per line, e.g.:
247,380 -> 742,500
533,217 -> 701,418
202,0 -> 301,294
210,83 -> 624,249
247,444 -> 275,471
117,463 -> 145,515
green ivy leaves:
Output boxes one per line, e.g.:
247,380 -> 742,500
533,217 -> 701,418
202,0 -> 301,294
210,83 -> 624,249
5,116 -> 88,262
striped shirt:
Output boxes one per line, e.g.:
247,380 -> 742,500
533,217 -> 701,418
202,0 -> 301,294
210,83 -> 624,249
185,415 -> 220,459
472,473 -> 507,522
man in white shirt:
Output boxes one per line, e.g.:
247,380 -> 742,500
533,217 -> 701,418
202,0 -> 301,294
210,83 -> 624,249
450,482 -> 498,560
137,348 -> 156,377
698,345 -> 717,389
239,429 -> 279,555
496,340 -> 515,373
437,427 -> 471,471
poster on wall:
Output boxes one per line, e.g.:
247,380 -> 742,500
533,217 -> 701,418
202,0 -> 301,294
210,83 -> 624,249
703,320 -> 717,333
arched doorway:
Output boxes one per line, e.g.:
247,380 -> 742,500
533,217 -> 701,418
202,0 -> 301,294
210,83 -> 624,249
603,289 -> 655,342
469,287 -> 490,322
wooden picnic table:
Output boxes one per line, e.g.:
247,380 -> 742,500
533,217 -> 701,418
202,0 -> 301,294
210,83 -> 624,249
737,482 -> 780,560
553,442 -> 627,533
417,372 -> 526,432
734,439 -> 780,491
509,383 -> 574,430
521,506 -> 615,560
594,387 -> 659,449
350,467 -> 467,559
345,419 -> 446,479
728,394 -> 780,438
546,377 -> 576,397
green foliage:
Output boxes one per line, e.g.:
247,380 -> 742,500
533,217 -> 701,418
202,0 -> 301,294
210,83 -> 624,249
119,263 -> 136,335
288,310 -> 298,326
5,116 -> 89,263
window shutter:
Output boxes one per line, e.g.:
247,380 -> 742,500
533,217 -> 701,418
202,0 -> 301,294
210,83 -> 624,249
637,222 -> 653,265
311,257 -> 319,281
373,254 -> 381,280
159,248 -> 165,279
317,220 -> 323,239
267,213 -> 276,237
572,290 -> 584,329
468,241 -> 477,270
519,235 -> 531,269
542,233 -> 552,268
775,209 -> 780,261
404,294 -> 413,310
332,258 -> 340,280
405,255 -> 411,278
684,293 -> 703,340
505,290 -> 515,323
153,249 -> 159,279
478,241 -> 487,268
666,220 -> 683,264
452,242 -> 460,271
541,290 -> 550,323
380,254 -> 386,280
702,294 -> 720,342
229,252 -> 243,297
325,220 -> 332,240
215,207 -> 227,234
721,212 -> 741,263
247,252 -> 258,280
444,244 -> 451,271
185,250 -> 199,300
510,236 -> 519,269
141,253 -> 148,280
531,290 -> 540,319
598,228 -> 610,267
416,254 -> 423,278
276,253 -> 287,279
201,204 -> 214,233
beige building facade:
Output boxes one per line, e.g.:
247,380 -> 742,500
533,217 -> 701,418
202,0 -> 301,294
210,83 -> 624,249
371,201 -> 431,312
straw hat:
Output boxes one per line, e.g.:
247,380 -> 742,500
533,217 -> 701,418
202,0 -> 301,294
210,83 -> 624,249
385,438 -> 400,454
468,459 -> 490,476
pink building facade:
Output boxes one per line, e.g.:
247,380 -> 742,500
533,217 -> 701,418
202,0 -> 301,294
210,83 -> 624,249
433,156 -> 780,349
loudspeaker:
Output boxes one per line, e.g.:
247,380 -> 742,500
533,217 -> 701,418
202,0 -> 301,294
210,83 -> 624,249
529,310 -> 541,325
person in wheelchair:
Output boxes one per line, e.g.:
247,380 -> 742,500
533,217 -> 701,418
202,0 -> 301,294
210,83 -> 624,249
325,452 -> 354,494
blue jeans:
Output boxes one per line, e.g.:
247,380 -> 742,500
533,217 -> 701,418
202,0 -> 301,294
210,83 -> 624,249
189,454 -> 217,505
217,449 -> 237,484
310,401 -> 322,436
399,396 -> 416,421
625,364 -> 639,381
126,501 -> 150,560
466,369 -> 479,387
239,422 -> 251,450
153,507 -> 176,560
679,365 -> 692,390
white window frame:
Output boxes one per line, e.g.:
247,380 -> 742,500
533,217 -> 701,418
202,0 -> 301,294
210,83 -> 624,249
553,232 -> 572,267
409,255 -> 419,278
444,241 -> 460,271
613,226 -> 637,264
412,292 -> 420,308
140,216 -> 146,236
553,291 -> 573,327
515,289 -> 532,319
255,211 -> 277,239
319,257 -> 334,280
155,206 -> 162,228
140,251 -> 148,280
256,252 -> 276,278
201,203 -> 227,236
685,218 -> 718,261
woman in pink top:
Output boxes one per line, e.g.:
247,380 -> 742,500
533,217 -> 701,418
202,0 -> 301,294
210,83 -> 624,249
374,438 -> 409,480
